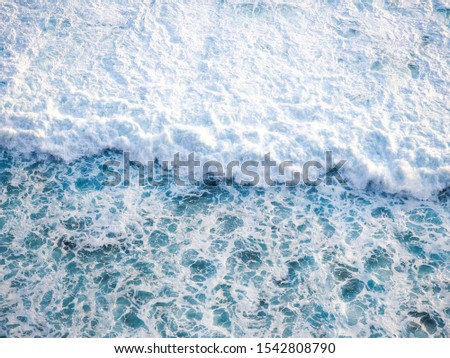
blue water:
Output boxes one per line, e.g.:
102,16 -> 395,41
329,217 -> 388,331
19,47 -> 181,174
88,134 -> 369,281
0,150 -> 448,337
0,0 -> 449,337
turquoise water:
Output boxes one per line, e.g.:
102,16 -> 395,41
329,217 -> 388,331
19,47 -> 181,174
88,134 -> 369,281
1,0 -> 449,338
0,149 -> 448,337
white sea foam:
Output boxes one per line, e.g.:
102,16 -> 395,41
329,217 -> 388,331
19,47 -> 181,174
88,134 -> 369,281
0,0 -> 449,198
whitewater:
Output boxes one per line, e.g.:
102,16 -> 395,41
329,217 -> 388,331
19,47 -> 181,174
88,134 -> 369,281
0,0 -> 449,337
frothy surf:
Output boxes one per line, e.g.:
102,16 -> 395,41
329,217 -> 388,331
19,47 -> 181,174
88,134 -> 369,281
0,0 -> 449,337
0,0 -> 449,198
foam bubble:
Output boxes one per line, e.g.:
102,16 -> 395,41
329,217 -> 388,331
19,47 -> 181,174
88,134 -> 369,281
0,0 -> 449,198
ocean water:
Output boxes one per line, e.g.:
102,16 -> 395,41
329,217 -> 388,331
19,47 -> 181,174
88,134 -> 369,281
0,0 -> 449,337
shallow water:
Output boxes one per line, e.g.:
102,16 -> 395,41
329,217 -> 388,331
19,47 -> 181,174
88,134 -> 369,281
0,150 -> 448,337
